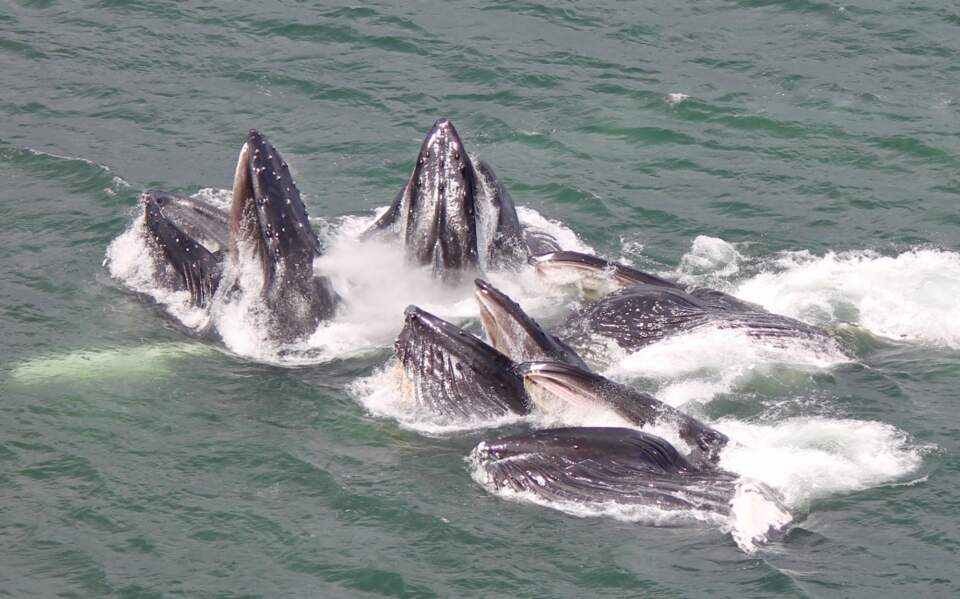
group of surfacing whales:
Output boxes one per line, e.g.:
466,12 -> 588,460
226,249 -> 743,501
133,119 -> 837,538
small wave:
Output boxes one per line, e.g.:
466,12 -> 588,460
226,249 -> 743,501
2,144 -> 131,195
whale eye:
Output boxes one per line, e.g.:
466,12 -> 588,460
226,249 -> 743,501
453,151 -> 460,160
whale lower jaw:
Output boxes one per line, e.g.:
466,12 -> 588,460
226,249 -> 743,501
472,427 -> 738,515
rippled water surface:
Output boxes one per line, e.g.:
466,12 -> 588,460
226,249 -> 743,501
3,1 -> 959,597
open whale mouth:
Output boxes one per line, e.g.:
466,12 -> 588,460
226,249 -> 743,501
223,130 -> 339,340
474,279 -> 540,359
519,360 -> 730,466
474,279 -> 589,368
530,251 -> 678,293
393,306 -> 529,420
471,427 -> 739,515
516,361 -> 614,422
229,129 -> 320,283
368,119 -> 480,278
407,119 -> 479,276
141,189 -> 228,252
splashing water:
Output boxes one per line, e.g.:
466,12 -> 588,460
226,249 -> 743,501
735,248 -> 960,348
105,192 -> 591,365
603,325 -> 851,407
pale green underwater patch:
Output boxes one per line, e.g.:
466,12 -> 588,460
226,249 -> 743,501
10,343 -> 214,385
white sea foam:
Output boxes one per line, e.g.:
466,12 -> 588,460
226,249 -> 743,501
717,417 -> 926,509
672,237 -> 960,348
677,235 -> 744,288
714,415 -> 924,551
516,206 -> 594,255
603,325 -> 850,407
734,248 -> 960,348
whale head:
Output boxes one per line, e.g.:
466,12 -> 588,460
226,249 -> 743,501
393,305 -> 529,420
141,190 -> 223,307
368,119 -> 481,279
227,129 -> 338,339
473,278 -> 588,369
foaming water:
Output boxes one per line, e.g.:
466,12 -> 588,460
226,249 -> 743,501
678,235 -> 744,284
717,414 -> 926,551
673,237 -> 960,349
736,248 -> 960,349
604,326 -> 850,406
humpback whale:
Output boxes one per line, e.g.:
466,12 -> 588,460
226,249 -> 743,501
533,251 -> 834,352
474,279 -> 588,370
141,190 -> 225,308
561,282 -> 832,353
517,361 -> 728,466
472,427 -> 742,515
393,305 -> 529,420
222,129 -> 340,341
366,119 -> 557,279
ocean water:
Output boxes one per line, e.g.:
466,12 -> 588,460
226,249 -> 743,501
2,1 -> 959,597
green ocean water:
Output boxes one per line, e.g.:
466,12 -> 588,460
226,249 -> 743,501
2,1 -> 959,597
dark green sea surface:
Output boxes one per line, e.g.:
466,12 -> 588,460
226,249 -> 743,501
2,1 -> 959,597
